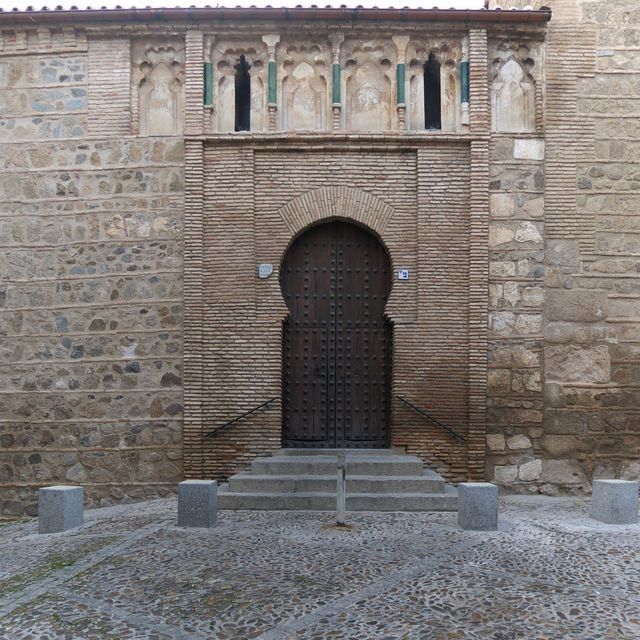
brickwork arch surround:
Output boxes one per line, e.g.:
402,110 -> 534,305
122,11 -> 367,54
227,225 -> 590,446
277,186 -> 396,247
273,186 -> 406,322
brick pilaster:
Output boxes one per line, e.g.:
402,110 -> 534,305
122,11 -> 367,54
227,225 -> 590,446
183,139 -> 205,478
468,139 -> 490,481
544,0 -> 597,251
468,28 -> 489,134
184,30 -> 204,136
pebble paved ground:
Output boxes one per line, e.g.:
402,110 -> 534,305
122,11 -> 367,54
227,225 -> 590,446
0,496 -> 638,639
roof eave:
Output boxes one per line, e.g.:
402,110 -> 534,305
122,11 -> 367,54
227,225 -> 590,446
0,6 -> 553,27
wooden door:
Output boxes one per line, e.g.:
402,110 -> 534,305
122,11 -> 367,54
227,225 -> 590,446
281,221 -> 391,448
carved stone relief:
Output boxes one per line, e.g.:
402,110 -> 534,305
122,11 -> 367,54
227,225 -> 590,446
406,39 -> 463,132
280,41 -> 331,131
210,39 -> 267,132
342,39 -> 396,131
191,34 -> 543,135
490,41 -> 541,133
131,38 -> 184,136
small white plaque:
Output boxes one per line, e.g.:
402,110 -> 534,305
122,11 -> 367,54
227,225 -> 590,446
398,269 -> 409,280
258,263 -> 274,279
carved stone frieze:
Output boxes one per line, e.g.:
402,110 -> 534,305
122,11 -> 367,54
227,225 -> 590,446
279,40 -> 331,131
342,38 -> 396,131
406,38 -> 464,132
209,38 -> 268,133
131,38 -> 185,136
489,39 -> 542,133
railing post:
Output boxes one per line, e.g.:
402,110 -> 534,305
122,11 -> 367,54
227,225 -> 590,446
336,451 -> 347,526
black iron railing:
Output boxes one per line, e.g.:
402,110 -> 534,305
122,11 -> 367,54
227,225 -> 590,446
203,397 -> 279,438
395,395 -> 466,442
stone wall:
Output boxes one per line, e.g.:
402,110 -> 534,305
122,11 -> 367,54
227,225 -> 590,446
486,135 -> 546,487
484,0 -> 640,493
4,3 -> 640,514
0,39 -> 185,517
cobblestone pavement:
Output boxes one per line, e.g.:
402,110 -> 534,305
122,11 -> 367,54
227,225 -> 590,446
0,496 -> 639,639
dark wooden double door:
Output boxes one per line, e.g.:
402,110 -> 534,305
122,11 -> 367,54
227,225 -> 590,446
281,221 -> 392,448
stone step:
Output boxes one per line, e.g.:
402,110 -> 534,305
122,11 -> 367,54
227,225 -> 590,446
228,470 -> 446,495
250,454 -> 424,477
218,485 -> 458,512
276,448 -> 403,457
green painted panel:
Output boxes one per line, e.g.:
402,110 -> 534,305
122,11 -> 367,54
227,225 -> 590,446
204,62 -> 213,106
396,63 -> 405,104
461,61 -> 469,103
268,60 -> 277,104
332,63 -> 341,104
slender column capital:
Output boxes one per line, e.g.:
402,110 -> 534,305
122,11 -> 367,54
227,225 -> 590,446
261,34 -> 280,61
329,33 -> 344,64
392,35 -> 410,65
204,34 -> 215,62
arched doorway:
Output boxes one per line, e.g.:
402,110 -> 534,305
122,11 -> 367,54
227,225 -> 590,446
280,220 -> 392,448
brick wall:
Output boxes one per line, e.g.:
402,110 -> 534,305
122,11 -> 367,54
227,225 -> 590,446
189,142 -> 476,482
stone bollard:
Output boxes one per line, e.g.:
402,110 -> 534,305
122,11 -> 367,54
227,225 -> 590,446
38,485 -> 84,534
592,479 -> 639,525
178,480 -> 218,528
457,482 -> 499,531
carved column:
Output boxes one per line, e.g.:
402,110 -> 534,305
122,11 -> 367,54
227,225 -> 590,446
393,35 -> 410,131
203,35 -> 215,132
329,34 -> 344,130
262,34 -> 280,131
461,35 -> 470,127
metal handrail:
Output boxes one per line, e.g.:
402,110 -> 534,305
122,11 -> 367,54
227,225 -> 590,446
395,395 -> 466,442
203,397 -> 279,438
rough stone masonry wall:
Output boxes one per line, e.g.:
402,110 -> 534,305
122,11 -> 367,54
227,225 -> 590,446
8,6 -> 636,510
0,35 -> 185,517
486,134 -> 546,489
563,0 -> 640,487
486,0 -> 640,493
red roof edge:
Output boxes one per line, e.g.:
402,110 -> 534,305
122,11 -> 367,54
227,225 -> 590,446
0,6 -> 552,26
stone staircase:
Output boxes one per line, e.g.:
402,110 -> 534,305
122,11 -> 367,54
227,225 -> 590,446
218,449 -> 457,511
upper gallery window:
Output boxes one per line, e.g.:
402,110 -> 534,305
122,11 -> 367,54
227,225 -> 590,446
424,52 -> 441,130
234,55 -> 251,131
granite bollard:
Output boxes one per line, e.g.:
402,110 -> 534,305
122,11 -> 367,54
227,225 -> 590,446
457,482 -> 499,531
592,479 -> 639,524
38,485 -> 84,534
178,480 -> 218,528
